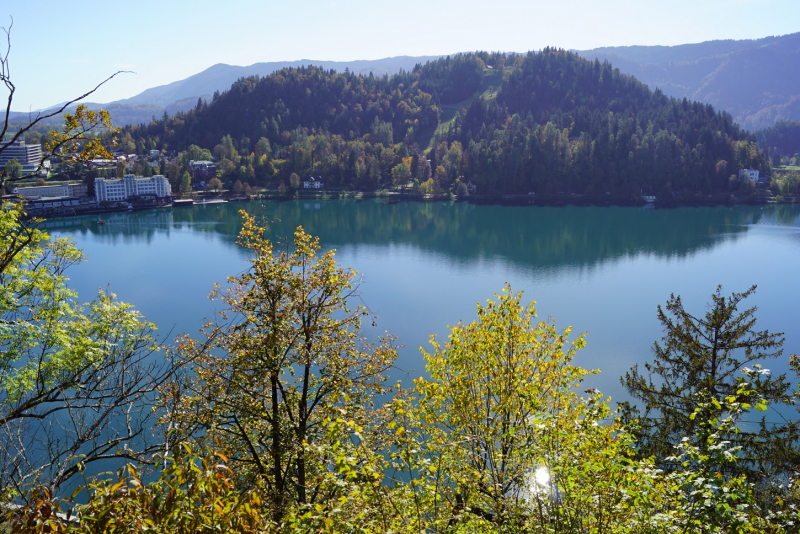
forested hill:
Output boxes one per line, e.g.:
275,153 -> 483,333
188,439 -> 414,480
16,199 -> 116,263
756,120 -> 800,164
124,50 -> 769,198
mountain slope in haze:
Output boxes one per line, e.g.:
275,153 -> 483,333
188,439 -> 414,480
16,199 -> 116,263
578,33 -> 800,130
7,56 -> 446,127
123,50 -> 768,198
117,56 -> 445,108
6,102 -> 166,128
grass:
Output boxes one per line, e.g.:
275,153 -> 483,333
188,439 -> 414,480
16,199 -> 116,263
416,67 -> 509,152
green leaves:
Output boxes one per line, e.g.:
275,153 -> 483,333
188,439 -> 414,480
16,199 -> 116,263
663,388 -> 797,533
1,202 -> 170,495
401,285 -> 669,531
622,286 -> 799,487
171,212 -> 398,524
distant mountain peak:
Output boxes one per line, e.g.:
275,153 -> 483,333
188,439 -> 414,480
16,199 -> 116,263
114,55 -> 448,110
577,32 -> 800,129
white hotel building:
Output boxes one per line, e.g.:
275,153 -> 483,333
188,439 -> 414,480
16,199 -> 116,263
13,182 -> 88,199
0,139 -> 44,175
95,174 -> 172,202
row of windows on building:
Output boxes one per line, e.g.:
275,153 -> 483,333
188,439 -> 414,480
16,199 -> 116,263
94,175 -> 172,202
0,139 -> 44,176
12,175 -> 171,203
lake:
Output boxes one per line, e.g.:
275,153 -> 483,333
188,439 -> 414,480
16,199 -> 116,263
42,200 -> 800,406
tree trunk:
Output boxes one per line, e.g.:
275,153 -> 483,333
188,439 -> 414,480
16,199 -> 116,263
271,370 -> 284,521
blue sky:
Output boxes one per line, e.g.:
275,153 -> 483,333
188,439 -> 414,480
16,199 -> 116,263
4,0 -> 799,110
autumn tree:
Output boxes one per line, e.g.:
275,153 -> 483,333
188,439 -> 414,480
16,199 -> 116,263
169,212 -> 397,523
396,285 -> 674,532
391,161 -> 411,191
412,285 -> 585,526
8,444 -> 275,534
0,21 -> 175,502
255,136 -> 271,159
207,177 -> 222,192
289,172 -> 301,190
415,154 -> 431,182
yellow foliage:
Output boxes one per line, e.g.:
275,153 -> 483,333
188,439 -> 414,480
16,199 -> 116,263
44,105 -> 119,166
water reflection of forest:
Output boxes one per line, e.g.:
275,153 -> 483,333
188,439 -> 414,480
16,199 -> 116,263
42,201 -> 800,271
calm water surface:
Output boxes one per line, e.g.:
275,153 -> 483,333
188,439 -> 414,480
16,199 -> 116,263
42,200 -> 800,405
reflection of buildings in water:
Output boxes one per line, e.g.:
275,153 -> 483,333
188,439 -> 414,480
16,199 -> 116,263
40,217 -> 93,230
42,209 -> 174,241
94,209 -> 175,246
101,209 -> 173,230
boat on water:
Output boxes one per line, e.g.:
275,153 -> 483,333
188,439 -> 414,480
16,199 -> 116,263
98,219 -> 106,225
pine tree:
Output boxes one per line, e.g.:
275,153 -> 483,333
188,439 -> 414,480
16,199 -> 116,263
621,285 -> 800,483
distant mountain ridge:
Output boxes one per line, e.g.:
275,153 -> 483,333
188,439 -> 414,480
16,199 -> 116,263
10,34 -> 800,131
577,33 -> 800,130
125,50 -> 769,198
8,56 -> 446,127
117,56 -> 445,108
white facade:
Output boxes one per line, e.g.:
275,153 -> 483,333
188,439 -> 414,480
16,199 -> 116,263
303,177 -> 324,189
13,182 -> 87,199
95,174 -> 171,202
738,169 -> 760,182
0,139 -> 44,175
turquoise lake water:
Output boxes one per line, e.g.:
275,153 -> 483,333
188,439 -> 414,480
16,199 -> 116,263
42,200 -> 800,406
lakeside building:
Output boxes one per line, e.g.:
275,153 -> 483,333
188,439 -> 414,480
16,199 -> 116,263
90,159 -> 116,169
95,174 -> 171,202
188,160 -> 216,181
738,169 -> 760,182
0,139 -> 44,176
303,177 -> 324,189
13,182 -> 88,199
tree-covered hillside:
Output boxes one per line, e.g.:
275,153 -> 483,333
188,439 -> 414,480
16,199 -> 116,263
123,50 -> 769,198
446,49 -> 768,196
756,120 -> 800,165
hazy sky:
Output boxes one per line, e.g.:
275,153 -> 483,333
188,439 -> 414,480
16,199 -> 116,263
3,0 -> 799,110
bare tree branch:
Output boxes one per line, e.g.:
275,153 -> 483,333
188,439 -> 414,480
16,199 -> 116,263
0,18 -> 131,188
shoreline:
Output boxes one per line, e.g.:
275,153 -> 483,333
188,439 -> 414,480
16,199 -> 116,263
16,191 -> 799,222
253,189 -> 793,208
19,201 -> 172,221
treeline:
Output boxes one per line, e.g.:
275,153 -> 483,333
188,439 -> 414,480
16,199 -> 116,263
120,50 -> 769,197
1,121 -> 57,147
